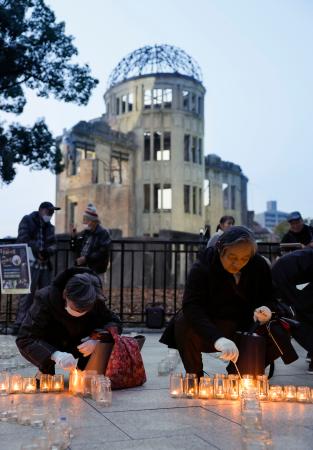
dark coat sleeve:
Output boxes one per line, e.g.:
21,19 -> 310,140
272,249 -> 313,308
86,228 -> 111,269
16,288 -> 58,368
182,263 -> 224,343
17,215 -> 40,257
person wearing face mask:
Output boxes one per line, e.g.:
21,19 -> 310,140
160,226 -> 298,378
11,202 -> 60,335
71,204 -> 111,274
16,268 -> 122,375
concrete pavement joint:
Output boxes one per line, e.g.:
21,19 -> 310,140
80,396 -> 134,439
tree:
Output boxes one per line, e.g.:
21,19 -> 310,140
0,0 -> 98,183
273,220 -> 289,239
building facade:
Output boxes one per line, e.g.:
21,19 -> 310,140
204,154 -> 248,232
55,119 -> 136,236
56,45 -> 248,237
104,45 -> 205,236
255,201 -> 288,231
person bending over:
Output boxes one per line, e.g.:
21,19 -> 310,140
16,267 -> 121,375
160,226 -> 297,378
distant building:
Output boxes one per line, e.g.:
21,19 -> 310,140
255,201 -> 288,231
204,154 -> 248,233
55,44 -> 249,237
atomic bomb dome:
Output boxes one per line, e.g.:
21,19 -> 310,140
107,44 -> 203,88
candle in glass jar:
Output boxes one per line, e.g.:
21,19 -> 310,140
23,377 -> 36,393
296,386 -> 310,403
0,372 -> 9,396
184,373 -> 198,398
69,369 -> 83,395
214,374 -> 227,399
52,375 -> 64,392
284,385 -> 296,402
10,374 -> 23,394
40,374 -> 52,393
227,375 -> 240,400
268,385 -> 283,401
256,375 -> 269,401
198,377 -> 212,399
169,373 -> 183,398
241,374 -> 255,393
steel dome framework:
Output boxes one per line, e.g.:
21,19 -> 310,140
108,44 -> 203,88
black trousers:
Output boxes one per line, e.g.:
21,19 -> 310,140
174,312 -> 298,378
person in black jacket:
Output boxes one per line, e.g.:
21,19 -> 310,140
16,267 -> 122,375
272,248 -> 313,373
12,201 -> 60,334
160,226 -> 297,378
71,204 -> 111,274
281,211 -> 313,247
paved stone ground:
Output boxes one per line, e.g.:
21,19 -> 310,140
1,333 -> 313,449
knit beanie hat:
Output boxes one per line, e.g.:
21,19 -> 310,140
83,203 -> 99,222
65,273 -> 104,310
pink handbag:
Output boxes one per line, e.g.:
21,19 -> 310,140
105,328 -> 146,389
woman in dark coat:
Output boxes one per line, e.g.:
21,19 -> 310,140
16,267 -> 121,375
160,226 -> 297,378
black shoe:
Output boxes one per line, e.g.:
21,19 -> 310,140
306,352 -> 311,362
307,360 -> 313,374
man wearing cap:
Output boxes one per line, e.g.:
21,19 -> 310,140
281,211 -> 313,248
71,203 -> 111,274
12,202 -> 60,334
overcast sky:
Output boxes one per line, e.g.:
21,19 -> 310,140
1,0 -> 312,237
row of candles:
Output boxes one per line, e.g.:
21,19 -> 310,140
170,372 -> 313,403
0,369 -> 112,406
0,372 -> 64,394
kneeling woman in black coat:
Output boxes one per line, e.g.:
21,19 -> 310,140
16,267 -> 122,375
160,227 -> 297,378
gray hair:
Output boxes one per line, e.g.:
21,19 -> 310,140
216,226 -> 257,256
65,273 -> 103,311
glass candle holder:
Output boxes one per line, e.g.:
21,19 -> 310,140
17,403 -> 31,425
241,429 -> 273,449
158,359 -> 171,376
296,386 -> 310,403
184,373 -> 198,398
241,406 -> 263,431
83,370 -> 97,397
268,385 -> 284,401
169,373 -> 184,398
0,371 -> 10,396
198,376 -> 213,399
227,375 -> 240,400
69,369 -> 83,395
256,375 -> 269,401
39,374 -> 52,393
30,408 -> 47,428
213,374 -> 227,399
23,377 -> 37,394
52,374 -> 64,392
95,378 -> 112,406
10,374 -> 23,394
283,385 -> 296,402
241,374 -> 255,394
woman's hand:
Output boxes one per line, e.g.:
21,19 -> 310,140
214,337 -> 239,363
253,306 -> 272,325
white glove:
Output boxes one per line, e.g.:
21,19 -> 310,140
51,351 -> 77,370
214,337 -> 239,363
253,306 -> 272,325
77,338 -> 98,357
